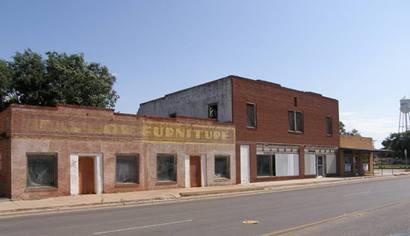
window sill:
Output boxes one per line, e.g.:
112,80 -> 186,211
115,183 -> 140,188
156,181 -> 177,186
25,186 -> 58,192
326,134 -> 333,137
247,126 -> 257,130
214,177 -> 231,182
256,175 -> 300,178
288,130 -> 304,135
256,176 -> 275,178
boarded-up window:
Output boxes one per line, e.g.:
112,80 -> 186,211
257,155 -> 275,176
326,155 -> 337,174
116,155 -> 139,184
246,103 -> 256,128
215,155 -> 230,178
304,154 -> 317,175
157,154 -> 177,181
325,117 -> 333,135
27,154 -> 57,188
275,154 -> 299,176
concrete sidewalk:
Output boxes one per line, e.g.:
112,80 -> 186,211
0,175 -> 407,217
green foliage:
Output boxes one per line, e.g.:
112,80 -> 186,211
339,121 -> 347,135
382,132 -> 410,159
349,129 -> 361,137
0,60 -> 12,110
0,49 -> 118,110
9,50 -> 49,105
339,121 -> 361,136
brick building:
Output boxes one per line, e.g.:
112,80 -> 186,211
138,75 -> 340,183
0,105 -> 235,199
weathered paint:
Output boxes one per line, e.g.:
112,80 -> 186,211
0,104 -> 236,199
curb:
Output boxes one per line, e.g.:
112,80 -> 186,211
179,176 -> 389,197
0,175 -> 407,218
179,186 -> 265,197
0,196 -> 175,218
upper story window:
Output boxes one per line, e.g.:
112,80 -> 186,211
246,103 -> 256,128
208,103 -> 218,119
288,111 -> 304,132
325,117 -> 333,136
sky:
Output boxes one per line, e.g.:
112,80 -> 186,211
1,0 -> 409,147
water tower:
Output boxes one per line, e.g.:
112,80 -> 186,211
399,97 -> 410,133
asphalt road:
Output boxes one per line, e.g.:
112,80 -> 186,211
1,177 -> 410,236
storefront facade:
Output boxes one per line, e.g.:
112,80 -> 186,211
138,75 -> 340,183
339,135 -> 374,176
0,104 -> 235,199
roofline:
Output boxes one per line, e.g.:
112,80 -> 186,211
4,103 -> 233,127
228,75 -> 338,102
139,75 -> 232,105
7,103 -> 115,112
339,147 -> 375,152
139,74 -> 338,106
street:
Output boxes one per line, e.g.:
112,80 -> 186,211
1,177 -> 410,236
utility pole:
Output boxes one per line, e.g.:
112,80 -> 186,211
405,149 -> 408,169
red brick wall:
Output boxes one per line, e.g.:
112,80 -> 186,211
231,77 -> 339,183
0,109 -> 11,197
4,105 -> 235,199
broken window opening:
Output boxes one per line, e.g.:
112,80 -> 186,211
208,103 -> 218,119
116,155 -> 139,184
157,154 -> 177,181
27,154 -> 57,188
215,155 -> 230,179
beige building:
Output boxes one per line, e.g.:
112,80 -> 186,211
339,135 -> 374,176
0,105 -> 236,199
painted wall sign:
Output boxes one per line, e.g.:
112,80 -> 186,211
142,121 -> 234,144
25,118 -> 234,144
29,119 -> 139,136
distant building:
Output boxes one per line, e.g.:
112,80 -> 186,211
139,75 -> 340,183
339,135 -> 374,176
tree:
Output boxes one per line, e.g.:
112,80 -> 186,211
45,51 -> 118,108
349,129 -> 361,137
339,121 -> 361,136
0,60 -> 12,110
1,49 -> 118,110
8,50 -> 50,106
382,132 -> 410,159
339,121 -> 347,135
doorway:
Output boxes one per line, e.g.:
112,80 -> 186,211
69,153 -> 103,196
190,156 -> 201,187
317,155 -> 326,177
240,145 -> 250,184
79,157 -> 95,194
